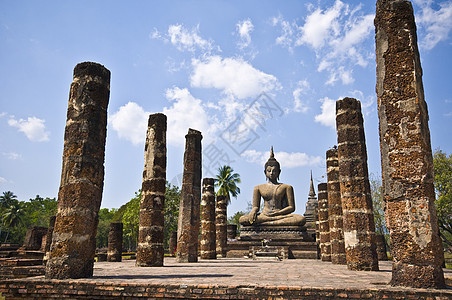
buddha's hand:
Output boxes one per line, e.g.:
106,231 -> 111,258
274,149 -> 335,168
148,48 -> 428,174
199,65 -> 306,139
249,208 -> 259,224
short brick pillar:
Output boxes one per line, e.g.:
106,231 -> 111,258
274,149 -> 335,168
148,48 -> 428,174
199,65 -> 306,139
216,195 -> 228,258
168,231 -> 177,257
107,223 -> 123,262
375,234 -> 388,261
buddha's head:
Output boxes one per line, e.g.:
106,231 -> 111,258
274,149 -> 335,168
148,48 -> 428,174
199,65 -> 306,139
264,146 -> 280,181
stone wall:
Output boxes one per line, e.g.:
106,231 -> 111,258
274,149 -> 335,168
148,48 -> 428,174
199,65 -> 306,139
375,0 -> 445,288
45,62 -> 110,279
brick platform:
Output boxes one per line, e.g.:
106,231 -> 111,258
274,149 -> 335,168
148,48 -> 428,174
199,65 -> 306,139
1,258 -> 451,299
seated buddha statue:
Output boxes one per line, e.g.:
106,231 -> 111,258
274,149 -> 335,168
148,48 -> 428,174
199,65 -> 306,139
239,147 -> 306,227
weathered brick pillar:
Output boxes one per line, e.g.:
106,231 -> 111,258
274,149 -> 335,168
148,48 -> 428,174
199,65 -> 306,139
107,223 -> 123,262
227,224 -> 237,240
318,183 -> 331,262
136,113 -> 167,267
327,148 -> 346,265
176,129 -> 202,262
216,195 -> 228,258
200,178 -> 216,259
23,226 -> 47,250
45,62 -> 110,279
169,231 -> 177,257
375,0 -> 445,287
375,234 -> 388,261
336,97 -> 378,271
43,216 -> 56,264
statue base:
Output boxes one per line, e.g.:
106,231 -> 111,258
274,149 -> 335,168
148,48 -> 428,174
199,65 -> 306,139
239,225 -> 311,241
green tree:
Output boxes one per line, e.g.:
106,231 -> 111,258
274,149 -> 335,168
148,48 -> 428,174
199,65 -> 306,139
228,211 -> 245,233
2,200 -> 25,242
122,190 -> 141,251
214,165 -> 241,205
369,174 -> 387,235
0,191 -> 18,240
96,208 -> 118,249
433,149 -> 452,250
164,183 -> 180,248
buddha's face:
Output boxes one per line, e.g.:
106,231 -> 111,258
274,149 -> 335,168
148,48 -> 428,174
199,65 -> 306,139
265,165 -> 280,181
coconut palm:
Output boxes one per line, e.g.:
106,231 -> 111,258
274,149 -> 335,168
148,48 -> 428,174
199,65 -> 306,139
2,200 -> 25,242
214,165 -> 241,205
0,191 -> 18,240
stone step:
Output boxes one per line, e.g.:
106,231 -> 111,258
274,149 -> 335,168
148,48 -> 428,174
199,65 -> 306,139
0,258 -> 43,266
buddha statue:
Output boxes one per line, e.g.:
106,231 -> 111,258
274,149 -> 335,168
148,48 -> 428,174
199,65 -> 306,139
239,147 -> 306,227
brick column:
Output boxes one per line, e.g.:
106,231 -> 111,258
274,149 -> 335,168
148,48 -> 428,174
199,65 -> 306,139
107,223 -> 123,262
176,129 -> 202,262
336,97 -> 378,271
200,178 -> 216,259
327,148 -> 346,265
318,183 -> 330,262
136,113 -> 167,267
227,224 -> 237,240
375,234 -> 388,261
375,1 -> 445,287
45,62 -> 110,279
216,195 -> 228,258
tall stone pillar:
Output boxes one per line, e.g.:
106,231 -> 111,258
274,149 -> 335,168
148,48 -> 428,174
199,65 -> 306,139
375,0 -> 445,288
43,216 -> 56,264
45,62 -> 110,279
336,97 -> 378,271
176,129 -> 202,262
107,223 -> 123,262
216,195 -> 228,258
326,148 -> 346,265
200,178 -> 216,259
136,113 -> 167,267
318,183 -> 331,262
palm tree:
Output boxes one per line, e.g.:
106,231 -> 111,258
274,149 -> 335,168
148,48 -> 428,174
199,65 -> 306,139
2,200 -> 25,242
214,165 -> 241,205
0,191 -> 18,240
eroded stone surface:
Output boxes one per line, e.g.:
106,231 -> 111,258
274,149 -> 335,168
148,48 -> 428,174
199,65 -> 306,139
216,195 -> 228,258
336,97 -> 378,271
45,62 -> 110,279
375,0 -> 445,288
200,178 -> 216,259
176,129 -> 202,263
136,113 -> 167,267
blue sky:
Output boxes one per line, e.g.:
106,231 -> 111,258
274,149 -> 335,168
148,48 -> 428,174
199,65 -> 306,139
1,0 -> 452,217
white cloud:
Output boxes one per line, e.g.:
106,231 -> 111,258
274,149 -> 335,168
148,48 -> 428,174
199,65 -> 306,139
190,56 -> 280,100
163,87 -> 212,146
2,152 -> 21,160
0,112 -> 6,118
297,0 -> 344,49
167,24 -> 216,52
109,102 -> 149,146
242,149 -> 322,168
413,0 -> 452,50
0,177 -> 7,183
8,116 -> 50,142
314,97 -> 336,129
292,80 -> 310,113
272,15 -> 296,52
237,19 -> 254,49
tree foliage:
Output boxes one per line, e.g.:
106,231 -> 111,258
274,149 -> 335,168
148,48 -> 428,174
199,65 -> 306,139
214,165 -> 241,205
433,149 -> 452,250
369,174 -> 387,236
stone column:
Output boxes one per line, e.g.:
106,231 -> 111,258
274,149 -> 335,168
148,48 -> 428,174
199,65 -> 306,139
136,113 -> 167,267
200,178 -> 216,259
375,0 -> 445,288
375,234 -> 388,261
327,148 -> 346,265
216,195 -> 228,258
45,62 -> 110,279
318,183 -> 331,262
336,97 -> 378,271
227,224 -> 237,240
169,231 -> 177,257
107,223 -> 123,262
176,129 -> 202,262
43,216 -> 56,264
